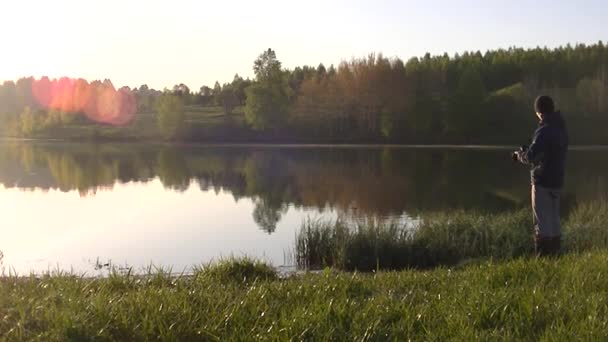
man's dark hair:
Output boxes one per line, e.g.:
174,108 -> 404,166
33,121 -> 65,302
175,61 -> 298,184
535,95 -> 555,114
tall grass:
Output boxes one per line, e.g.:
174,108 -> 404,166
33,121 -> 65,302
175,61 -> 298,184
296,201 -> 608,271
296,210 -> 532,271
193,257 -> 277,283
563,198 -> 608,251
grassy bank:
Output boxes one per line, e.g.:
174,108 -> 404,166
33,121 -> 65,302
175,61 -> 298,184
2,204 -> 608,340
2,252 -> 608,340
296,199 -> 608,271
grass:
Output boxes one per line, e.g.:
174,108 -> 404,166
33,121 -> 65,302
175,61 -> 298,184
563,199 -> 608,252
193,257 -> 277,283
184,105 -> 245,125
296,210 -> 532,271
2,252 -> 608,340
2,203 -> 608,340
296,199 -> 608,271
18,105 -> 248,142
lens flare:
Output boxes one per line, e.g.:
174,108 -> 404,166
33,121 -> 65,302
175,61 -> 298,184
31,77 -> 136,126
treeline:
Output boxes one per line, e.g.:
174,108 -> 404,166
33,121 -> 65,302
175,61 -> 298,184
288,43 -> 608,143
1,42 -> 608,143
0,78 -> 138,135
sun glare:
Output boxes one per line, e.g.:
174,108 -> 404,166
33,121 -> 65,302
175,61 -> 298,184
30,77 -> 136,126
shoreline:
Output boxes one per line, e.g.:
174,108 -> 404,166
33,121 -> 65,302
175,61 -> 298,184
2,251 -> 608,339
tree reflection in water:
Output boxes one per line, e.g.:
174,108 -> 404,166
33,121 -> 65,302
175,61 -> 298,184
0,143 -> 603,231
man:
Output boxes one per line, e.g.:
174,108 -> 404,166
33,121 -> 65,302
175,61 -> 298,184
513,95 -> 568,256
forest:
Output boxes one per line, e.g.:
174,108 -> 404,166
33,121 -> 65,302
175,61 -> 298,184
1,42 -> 608,144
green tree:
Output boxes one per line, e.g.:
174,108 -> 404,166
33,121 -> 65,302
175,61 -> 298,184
15,77 -> 36,111
0,81 -> 17,114
213,81 -> 222,106
20,107 -> 38,136
172,83 -> 191,105
253,48 -> 282,83
576,77 -> 606,116
218,84 -> 238,115
445,67 -> 487,141
245,84 -> 290,130
245,49 -> 292,131
155,94 -> 185,140
231,74 -> 246,105
196,85 -> 213,106
135,84 -> 154,113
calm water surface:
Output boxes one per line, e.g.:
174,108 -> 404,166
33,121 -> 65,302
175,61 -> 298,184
0,143 -> 606,274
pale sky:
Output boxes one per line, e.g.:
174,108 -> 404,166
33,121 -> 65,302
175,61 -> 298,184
1,0 -> 606,90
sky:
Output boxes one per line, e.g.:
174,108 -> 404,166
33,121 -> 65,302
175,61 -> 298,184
0,0 -> 606,90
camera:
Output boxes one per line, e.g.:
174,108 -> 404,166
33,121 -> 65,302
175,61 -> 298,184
511,145 -> 528,162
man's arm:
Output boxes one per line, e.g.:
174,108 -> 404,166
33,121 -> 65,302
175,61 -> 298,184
518,127 -> 547,165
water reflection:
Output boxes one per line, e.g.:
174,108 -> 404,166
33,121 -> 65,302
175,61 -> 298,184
1,142 -> 607,233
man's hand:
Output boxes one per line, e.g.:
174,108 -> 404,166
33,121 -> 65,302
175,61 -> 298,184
512,145 -> 529,162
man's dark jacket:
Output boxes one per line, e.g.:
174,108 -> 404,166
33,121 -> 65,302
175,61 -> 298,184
519,111 -> 568,189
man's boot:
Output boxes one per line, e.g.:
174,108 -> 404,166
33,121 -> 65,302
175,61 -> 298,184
534,234 -> 552,257
550,236 -> 561,256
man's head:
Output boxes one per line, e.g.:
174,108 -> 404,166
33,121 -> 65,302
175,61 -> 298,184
534,95 -> 555,120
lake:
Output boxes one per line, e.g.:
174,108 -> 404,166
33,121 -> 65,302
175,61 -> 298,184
0,142 -> 606,274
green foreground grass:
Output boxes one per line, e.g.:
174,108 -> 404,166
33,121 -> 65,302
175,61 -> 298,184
2,201 -> 608,340
2,252 -> 608,340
